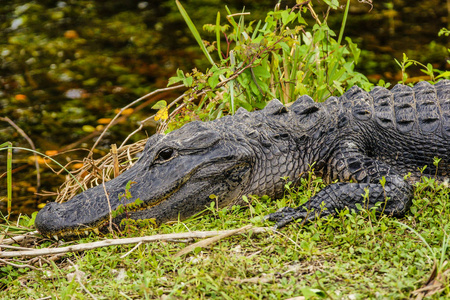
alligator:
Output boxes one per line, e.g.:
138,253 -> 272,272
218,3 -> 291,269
35,80 -> 450,239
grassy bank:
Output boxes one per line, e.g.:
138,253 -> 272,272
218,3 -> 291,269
1,176 -> 449,299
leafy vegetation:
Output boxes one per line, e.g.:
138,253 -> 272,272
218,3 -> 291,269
159,0 -> 373,132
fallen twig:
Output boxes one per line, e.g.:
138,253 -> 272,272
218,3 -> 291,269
120,241 -> 142,258
173,224 -> 254,257
0,244 -> 34,251
1,231 -> 39,245
0,227 -> 271,258
0,258 -> 38,270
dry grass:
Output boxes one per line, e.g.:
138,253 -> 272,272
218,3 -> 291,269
55,138 -> 147,203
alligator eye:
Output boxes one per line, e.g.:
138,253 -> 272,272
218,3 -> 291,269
157,148 -> 175,162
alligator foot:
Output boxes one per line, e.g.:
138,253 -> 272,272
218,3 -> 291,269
265,207 -> 314,229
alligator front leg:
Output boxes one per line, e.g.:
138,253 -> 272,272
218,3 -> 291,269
266,143 -> 414,228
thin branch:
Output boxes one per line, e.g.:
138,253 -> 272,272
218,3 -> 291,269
119,121 -> 149,148
0,227 -> 271,258
1,231 -> 39,245
102,170 -> 114,237
173,224 -> 253,257
0,244 -> 34,251
120,241 -> 142,258
0,258 -> 38,270
227,12 -> 251,18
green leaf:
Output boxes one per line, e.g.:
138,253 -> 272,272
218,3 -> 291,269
176,0 -> 215,66
208,74 -> 220,89
300,287 -> 326,298
333,80 -> 344,94
215,12 -> 223,60
281,10 -> 296,25
252,66 -> 271,78
184,76 -> 194,87
28,211 -> 37,227
237,98 -> 253,111
323,0 -> 339,9
278,41 -> 290,53
345,37 -> 361,64
167,76 -> 182,86
436,71 -> 450,79
297,15 -> 307,25
249,80 -> 259,95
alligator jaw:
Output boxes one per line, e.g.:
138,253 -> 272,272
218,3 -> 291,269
34,163 -> 187,239
35,127 -> 255,239
35,192 -> 171,239
34,171 -> 142,239
35,162 -> 251,239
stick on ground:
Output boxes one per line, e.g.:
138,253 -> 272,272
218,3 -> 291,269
0,226 -> 271,258
173,224 -> 254,257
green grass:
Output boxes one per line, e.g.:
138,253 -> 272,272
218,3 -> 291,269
1,176 -> 449,299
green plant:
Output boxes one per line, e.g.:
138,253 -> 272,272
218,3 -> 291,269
395,53 -> 450,84
157,1 -> 372,132
394,27 -> 450,84
0,142 -> 12,219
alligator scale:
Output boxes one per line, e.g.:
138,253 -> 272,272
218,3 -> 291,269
36,80 -> 450,238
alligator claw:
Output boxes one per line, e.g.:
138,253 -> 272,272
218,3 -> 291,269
265,207 -> 308,228
263,206 -> 295,221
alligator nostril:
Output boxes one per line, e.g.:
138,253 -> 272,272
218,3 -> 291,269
42,202 -> 58,211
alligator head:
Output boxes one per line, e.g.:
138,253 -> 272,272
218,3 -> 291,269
35,119 -> 260,238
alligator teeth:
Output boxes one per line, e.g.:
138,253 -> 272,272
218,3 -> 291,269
93,228 -> 100,234
53,235 -> 59,241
